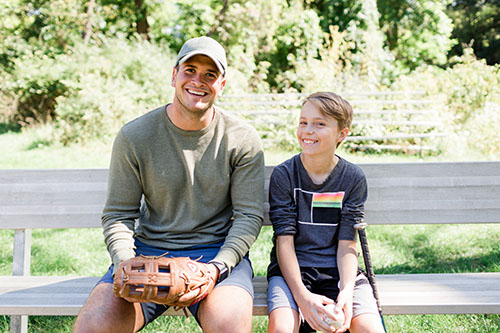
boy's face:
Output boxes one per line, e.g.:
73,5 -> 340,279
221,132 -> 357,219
297,101 -> 348,157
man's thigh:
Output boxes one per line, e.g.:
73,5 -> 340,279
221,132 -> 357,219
197,257 -> 255,333
198,285 -> 253,333
74,282 -> 144,333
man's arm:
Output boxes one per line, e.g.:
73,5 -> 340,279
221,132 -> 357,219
102,130 -> 143,273
211,128 -> 265,272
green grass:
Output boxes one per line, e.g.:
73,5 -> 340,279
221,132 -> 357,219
1,129 -> 500,332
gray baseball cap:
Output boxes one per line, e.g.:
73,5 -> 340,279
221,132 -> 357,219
175,36 -> 227,76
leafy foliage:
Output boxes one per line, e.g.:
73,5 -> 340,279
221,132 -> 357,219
378,0 -> 456,70
391,48 -> 500,157
2,35 -> 175,145
0,0 -> 499,157
447,0 -> 500,65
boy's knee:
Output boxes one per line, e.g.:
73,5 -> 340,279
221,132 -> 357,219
349,313 -> 385,333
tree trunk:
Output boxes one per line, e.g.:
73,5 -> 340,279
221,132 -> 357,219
83,0 -> 95,45
135,0 -> 150,40
207,0 -> 229,37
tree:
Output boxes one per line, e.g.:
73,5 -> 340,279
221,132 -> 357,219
447,0 -> 500,65
378,0 -> 456,70
307,0 -> 391,85
3,0 -> 86,52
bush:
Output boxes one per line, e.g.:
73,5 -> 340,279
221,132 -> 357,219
467,102 -> 500,157
0,41 -> 67,126
51,36 -> 175,145
440,49 -> 500,127
390,49 -> 500,158
2,35 -> 176,145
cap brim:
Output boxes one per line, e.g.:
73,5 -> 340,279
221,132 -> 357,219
177,51 -> 225,76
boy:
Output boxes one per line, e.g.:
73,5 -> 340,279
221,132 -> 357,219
266,92 -> 385,333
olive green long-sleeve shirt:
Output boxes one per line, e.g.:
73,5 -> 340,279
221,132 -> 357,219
102,105 -> 265,274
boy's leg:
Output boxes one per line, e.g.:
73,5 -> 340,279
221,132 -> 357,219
350,313 -> 385,333
267,276 -> 301,333
268,307 -> 300,333
350,273 -> 385,333
73,282 -> 144,333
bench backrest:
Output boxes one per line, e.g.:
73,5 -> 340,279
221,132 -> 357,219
1,161 -> 500,230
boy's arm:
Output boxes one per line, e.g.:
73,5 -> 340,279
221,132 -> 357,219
277,235 -> 334,332
335,239 -> 359,331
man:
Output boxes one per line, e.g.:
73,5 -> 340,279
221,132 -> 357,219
73,36 -> 265,332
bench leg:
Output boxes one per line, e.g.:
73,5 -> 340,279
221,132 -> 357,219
10,315 -> 28,333
13,229 -> 31,276
10,229 -> 32,332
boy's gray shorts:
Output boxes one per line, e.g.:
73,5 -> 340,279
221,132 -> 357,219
267,273 -> 380,318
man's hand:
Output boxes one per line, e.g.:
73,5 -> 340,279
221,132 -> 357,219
178,263 -> 219,304
113,255 -> 217,307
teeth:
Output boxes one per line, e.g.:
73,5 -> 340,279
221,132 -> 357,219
303,139 -> 316,144
188,89 -> 206,96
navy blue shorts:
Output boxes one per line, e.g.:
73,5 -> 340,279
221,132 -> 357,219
97,239 -> 254,329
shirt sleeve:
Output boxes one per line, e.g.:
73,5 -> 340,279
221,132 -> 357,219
212,128 -> 265,272
338,167 -> 367,241
101,130 -> 141,274
268,164 -> 298,236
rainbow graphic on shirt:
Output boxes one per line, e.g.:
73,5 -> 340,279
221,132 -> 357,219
312,192 -> 344,209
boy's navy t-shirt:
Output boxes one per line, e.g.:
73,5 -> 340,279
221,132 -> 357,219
267,154 -> 368,279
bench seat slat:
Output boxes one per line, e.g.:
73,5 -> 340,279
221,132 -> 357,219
1,274 -> 499,316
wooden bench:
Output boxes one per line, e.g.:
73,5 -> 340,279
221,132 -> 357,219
1,161 -> 500,332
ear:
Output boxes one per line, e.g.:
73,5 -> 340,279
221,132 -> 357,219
217,77 -> 227,97
171,66 -> 177,88
337,127 -> 349,143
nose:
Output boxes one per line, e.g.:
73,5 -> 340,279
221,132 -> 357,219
191,73 -> 204,86
304,123 -> 314,134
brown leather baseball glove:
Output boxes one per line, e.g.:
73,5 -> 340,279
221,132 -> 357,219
113,254 -> 216,309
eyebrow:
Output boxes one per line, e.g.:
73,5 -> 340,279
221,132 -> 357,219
183,63 -> 219,75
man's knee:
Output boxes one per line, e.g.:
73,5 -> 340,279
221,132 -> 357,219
198,285 -> 253,333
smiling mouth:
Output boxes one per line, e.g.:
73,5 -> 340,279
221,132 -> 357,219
187,89 -> 207,96
302,139 -> 317,144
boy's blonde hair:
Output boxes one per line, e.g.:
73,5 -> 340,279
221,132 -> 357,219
302,92 -> 353,130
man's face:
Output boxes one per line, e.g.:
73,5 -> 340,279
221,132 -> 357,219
171,54 -> 226,116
